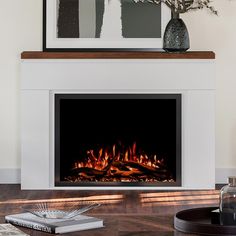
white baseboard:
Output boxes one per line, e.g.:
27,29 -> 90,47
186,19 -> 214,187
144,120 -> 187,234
216,168 -> 236,184
0,168 -> 233,185
0,168 -> 21,184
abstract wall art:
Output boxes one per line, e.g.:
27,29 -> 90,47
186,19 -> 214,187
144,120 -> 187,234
43,0 -> 170,51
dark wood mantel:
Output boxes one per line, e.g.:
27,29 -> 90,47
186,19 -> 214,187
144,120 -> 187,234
21,51 -> 215,60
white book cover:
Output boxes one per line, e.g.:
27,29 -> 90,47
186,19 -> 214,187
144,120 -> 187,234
5,213 -> 104,234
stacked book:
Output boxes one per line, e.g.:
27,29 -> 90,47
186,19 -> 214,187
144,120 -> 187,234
5,213 -> 103,234
5,203 -> 104,234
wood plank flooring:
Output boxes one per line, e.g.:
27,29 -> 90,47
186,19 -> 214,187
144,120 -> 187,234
0,185 -> 220,236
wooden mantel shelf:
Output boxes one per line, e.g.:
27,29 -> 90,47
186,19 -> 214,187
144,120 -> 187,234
21,51 -> 215,60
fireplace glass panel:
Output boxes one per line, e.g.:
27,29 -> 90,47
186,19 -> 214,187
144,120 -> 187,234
55,94 -> 181,186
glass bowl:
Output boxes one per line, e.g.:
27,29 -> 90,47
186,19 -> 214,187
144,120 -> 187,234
21,202 -> 101,219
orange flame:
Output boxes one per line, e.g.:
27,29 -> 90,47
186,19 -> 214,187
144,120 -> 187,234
74,142 -> 164,171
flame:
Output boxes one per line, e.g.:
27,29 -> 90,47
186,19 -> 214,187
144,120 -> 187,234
66,142 -> 174,183
73,142 -> 165,172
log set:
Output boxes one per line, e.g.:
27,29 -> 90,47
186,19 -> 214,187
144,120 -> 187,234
64,143 -> 174,183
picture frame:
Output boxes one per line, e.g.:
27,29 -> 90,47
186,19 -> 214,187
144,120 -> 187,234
43,0 -> 171,52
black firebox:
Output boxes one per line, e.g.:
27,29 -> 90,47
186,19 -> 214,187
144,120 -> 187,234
55,94 -> 181,187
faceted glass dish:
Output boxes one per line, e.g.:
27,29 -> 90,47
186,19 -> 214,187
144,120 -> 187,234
21,202 -> 101,219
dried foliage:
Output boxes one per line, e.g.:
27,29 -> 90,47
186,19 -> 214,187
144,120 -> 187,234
134,0 -> 217,15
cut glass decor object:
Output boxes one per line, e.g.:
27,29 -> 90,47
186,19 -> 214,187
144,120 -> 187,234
21,202 -> 101,219
220,176 -> 236,225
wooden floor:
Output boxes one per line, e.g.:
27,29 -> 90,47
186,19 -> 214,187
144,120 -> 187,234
0,185 -> 220,236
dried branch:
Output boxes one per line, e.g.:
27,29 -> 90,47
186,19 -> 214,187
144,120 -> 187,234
134,0 -> 217,15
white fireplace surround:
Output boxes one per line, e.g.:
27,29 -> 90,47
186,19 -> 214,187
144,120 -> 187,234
21,58 -> 215,190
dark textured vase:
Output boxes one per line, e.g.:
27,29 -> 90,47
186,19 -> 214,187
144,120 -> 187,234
163,15 -> 190,52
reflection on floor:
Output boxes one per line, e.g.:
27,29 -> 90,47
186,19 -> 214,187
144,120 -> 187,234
0,185 -> 219,236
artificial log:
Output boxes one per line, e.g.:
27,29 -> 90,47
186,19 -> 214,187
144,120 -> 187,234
68,159 -> 172,182
69,154 -> 117,177
71,167 -> 106,177
123,161 -> 169,174
110,168 -> 142,177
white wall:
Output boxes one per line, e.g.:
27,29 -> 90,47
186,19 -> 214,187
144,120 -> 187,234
0,0 -> 235,182
183,0 -> 236,173
0,0 -> 42,170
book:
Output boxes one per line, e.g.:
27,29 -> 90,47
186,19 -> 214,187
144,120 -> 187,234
5,213 -> 104,234
0,224 -> 29,236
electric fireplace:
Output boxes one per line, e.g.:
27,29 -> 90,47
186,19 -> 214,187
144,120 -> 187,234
21,58 -> 215,189
55,94 -> 181,187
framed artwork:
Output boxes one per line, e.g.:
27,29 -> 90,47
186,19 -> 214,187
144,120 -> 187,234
43,0 -> 170,51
